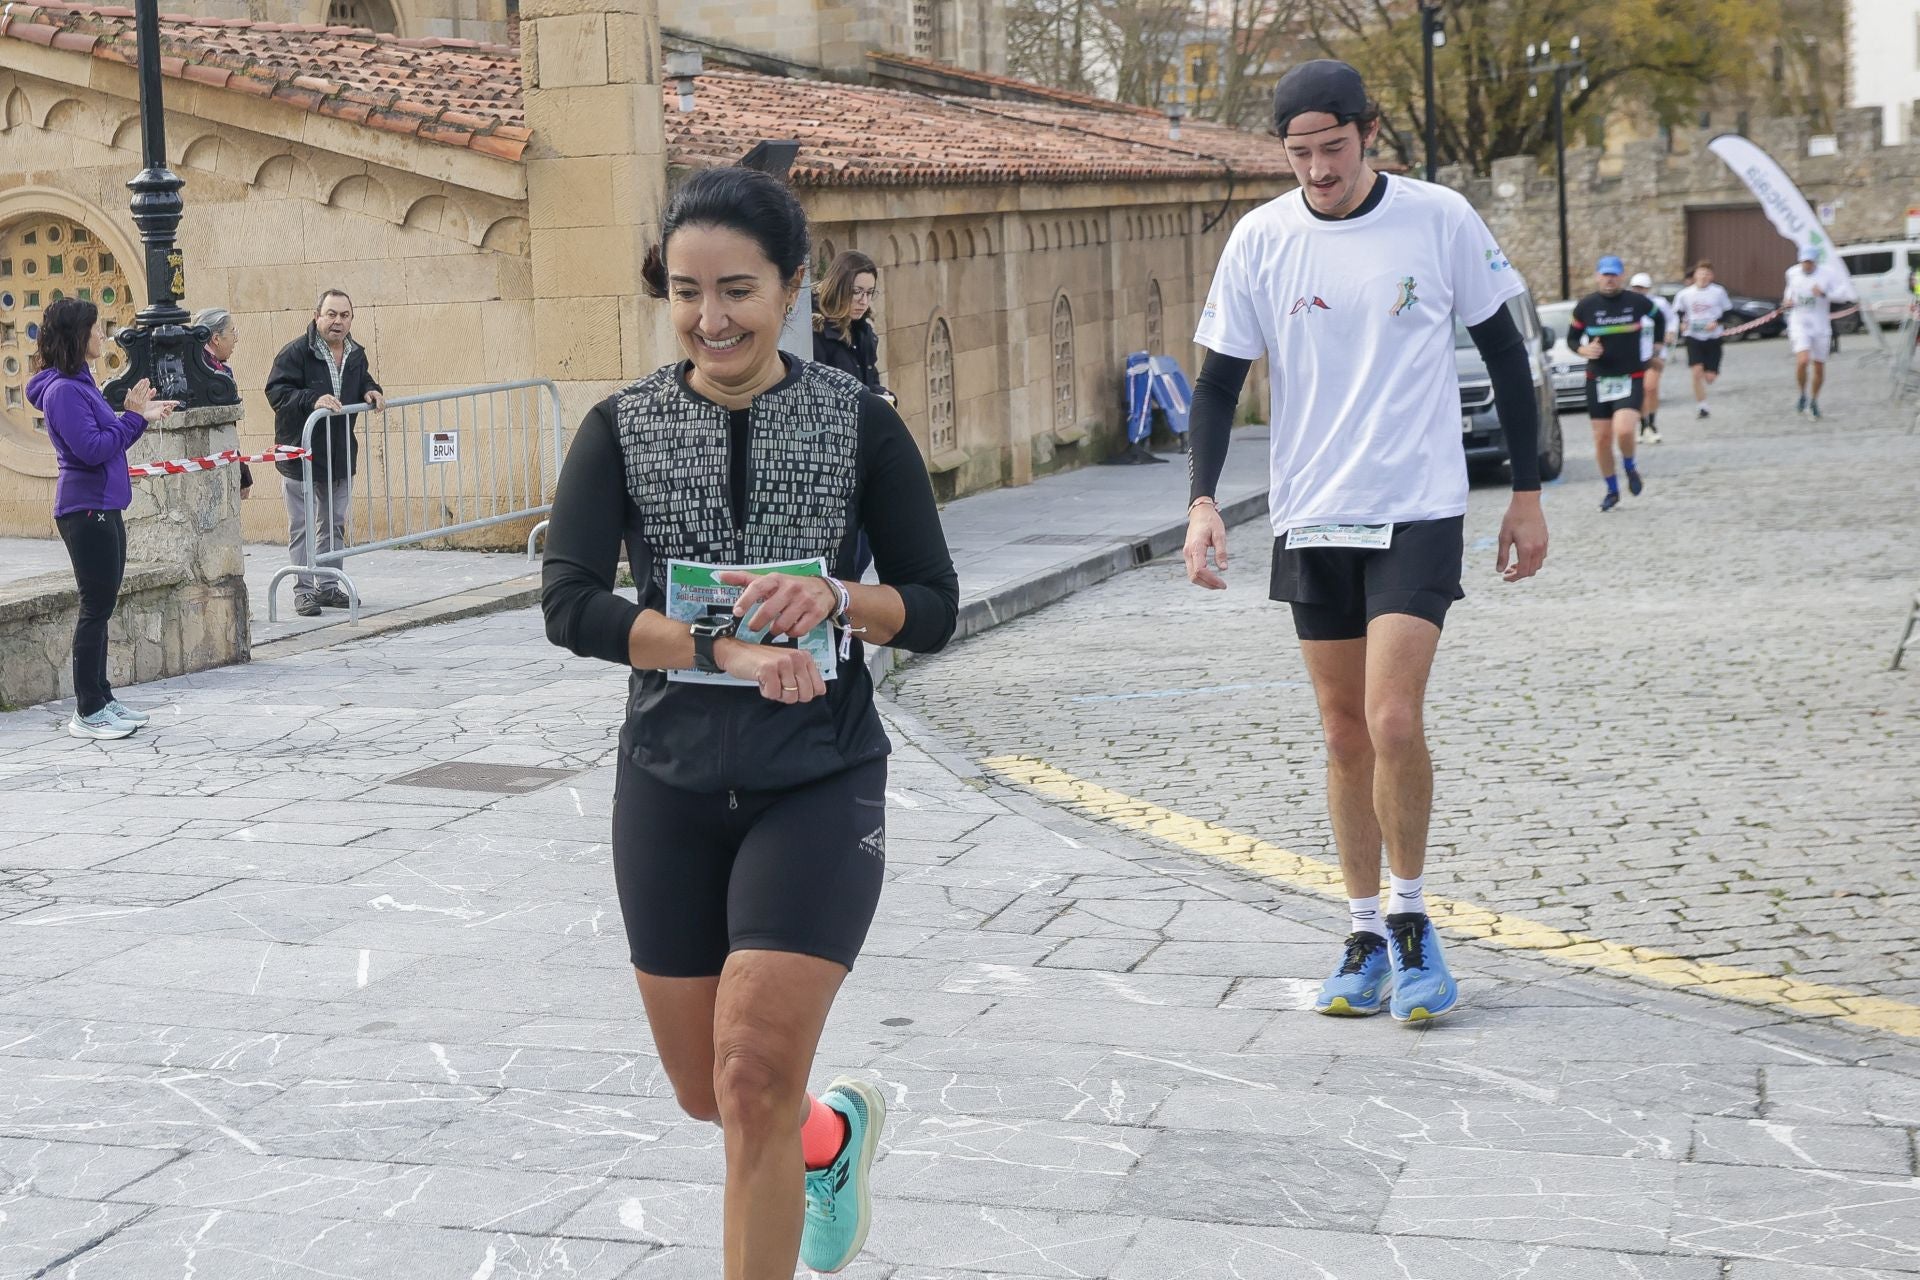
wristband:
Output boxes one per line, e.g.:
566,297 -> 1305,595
1188,496 -> 1219,513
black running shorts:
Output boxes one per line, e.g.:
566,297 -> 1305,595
1271,516 -> 1465,642
1585,375 -> 1645,419
1685,337 -> 1723,373
611,755 -> 888,977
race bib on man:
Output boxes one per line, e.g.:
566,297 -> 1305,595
1287,523 -> 1394,550
1596,375 -> 1632,403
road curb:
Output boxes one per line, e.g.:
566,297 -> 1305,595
249,573 -> 544,660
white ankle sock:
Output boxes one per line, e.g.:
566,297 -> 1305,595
1348,896 -> 1386,939
1388,874 -> 1426,917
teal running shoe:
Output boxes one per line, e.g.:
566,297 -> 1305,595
104,699 -> 149,725
1387,912 -> 1459,1023
1315,931 -> 1392,1016
800,1077 -> 885,1274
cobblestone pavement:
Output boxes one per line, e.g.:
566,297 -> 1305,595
893,338 -> 1920,1011
1,590 -> 1917,1273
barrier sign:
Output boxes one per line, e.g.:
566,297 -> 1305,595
427,431 -> 459,464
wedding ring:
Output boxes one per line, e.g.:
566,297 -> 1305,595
782,684 -> 799,691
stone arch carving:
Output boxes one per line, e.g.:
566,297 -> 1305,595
402,193 -> 471,242
250,152 -> 311,194
906,232 -> 921,263
479,215 -> 529,256
886,234 -> 901,268
815,236 -> 837,275
109,114 -> 142,153
928,230 -> 941,262
926,315 -> 955,457
2,87 -> 27,133
40,97 -> 88,136
180,133 -> 225,174
944,229 -> 958,259
326,173 -> 394,220
1051,292 -> 1075,436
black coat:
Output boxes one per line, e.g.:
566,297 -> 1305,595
265,325 -> 382,480
812,316 -> 882,392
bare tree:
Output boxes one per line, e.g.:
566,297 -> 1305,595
1006,0 -> 1105,93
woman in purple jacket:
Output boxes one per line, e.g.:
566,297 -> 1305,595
26,298 -> 177,740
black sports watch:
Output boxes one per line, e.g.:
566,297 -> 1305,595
690,612 -> 739,674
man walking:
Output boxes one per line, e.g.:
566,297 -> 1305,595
1783,246 -> 1833,419
1672,261 -> 1732,418
266,289 -> 384,616
1182,59 -> 1548,1023
1630,272 -> 1676,443
1570,256 -> 1662,511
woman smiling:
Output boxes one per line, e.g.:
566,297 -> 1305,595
541,166 -> 958,1278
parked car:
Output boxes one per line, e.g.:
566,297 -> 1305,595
1836,240 -> 1919,328
1533,299 -> 1588,413
1454,288 -> 1564,483
1655,283 -> 1787,341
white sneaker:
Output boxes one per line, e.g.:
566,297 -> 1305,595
68,710 -> 135,740
104,699 -> 150,725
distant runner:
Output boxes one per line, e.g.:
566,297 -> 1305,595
1630,272 -> 1676,443
1782,245 -> 1833,420
1672,261 -> 1733,418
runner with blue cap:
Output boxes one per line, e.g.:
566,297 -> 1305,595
1567,254 -> 1663,510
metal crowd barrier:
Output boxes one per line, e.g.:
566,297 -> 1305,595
266,379 -> 566,624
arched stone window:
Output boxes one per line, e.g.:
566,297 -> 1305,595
326,0 -> 398,33
0,213 -> 136,440
926,317 -> 955,455
1051,293 -> 1075,436
1145,277 -> 1164,354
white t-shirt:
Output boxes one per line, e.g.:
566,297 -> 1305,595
1783,266 -> 1831,332
1639,293 -> 1677,363
1194,177 -> 1526,532
1672,284 -> 1733,340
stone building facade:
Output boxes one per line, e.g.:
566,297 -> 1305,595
1446,107 -> 1920,301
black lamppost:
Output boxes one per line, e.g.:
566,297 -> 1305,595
102,0 -> 236,411
1419,1 -> 1444,181
1526,36 -> 1588,300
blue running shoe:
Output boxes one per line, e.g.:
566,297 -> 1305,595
1600,490 -> 1620,512
1386,912 -> 1459,1023
1626,469 -> 1645,497
800,1077 -> 885,1274
1315,931 -> 1392,1016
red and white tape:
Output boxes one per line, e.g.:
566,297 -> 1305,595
127,445 -> 310,479
1715,303 -> 1863,340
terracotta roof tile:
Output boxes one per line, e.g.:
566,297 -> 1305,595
0,3 -> 1288,184
0,0 -> 527,160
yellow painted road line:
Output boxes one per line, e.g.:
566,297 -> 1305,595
983,755 -> 1920,1041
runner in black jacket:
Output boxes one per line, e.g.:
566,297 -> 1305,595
541,167 -> 956,1279
1568,255 -> 1662,512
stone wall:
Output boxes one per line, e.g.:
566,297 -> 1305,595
0,61 -> 533,543
1444,107 -> 1920,301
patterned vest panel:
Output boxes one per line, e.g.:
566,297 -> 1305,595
613,362 -> 863,586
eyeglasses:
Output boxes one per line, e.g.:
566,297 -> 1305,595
851,287 -> 878,301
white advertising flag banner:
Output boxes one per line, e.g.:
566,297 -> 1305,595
1707,133 -> 1855,298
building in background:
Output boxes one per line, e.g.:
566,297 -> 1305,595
1849,0 -> 1920,142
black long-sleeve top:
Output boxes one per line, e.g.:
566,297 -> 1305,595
542,358 -> 958,792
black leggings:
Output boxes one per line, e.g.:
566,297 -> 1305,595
55,508 -> 126,717
612,755 -> 888,977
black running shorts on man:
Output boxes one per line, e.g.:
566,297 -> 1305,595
1585,375 -> 1645,418
612,755 -> 889,977
1686,337 -> 1723,373
1270,516 -> 1465,641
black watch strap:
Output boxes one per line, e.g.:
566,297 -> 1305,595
693,627 -> 720,674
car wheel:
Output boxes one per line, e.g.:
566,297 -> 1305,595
1537,409 -> 1564,482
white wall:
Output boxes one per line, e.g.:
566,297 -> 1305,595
1852,0 -> 1920,142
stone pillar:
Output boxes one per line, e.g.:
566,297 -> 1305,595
996,210 -> 1034,487
522,0 -> 669,430
122,403 -> 250,678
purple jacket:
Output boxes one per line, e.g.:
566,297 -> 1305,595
26,366 -> 148,518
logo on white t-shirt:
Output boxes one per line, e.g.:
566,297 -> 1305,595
1391,277 -> 1420,315
1485,248 -> 1513,273
1289,295 -> 1332,317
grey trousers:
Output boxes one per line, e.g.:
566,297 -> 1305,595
284,471 -> 353,594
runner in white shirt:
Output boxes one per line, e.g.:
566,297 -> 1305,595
1182,59 -> 1548,1025
1671,261 -> 1733,418
1630,272 -> 1676,443
1782,246 -> 1833,419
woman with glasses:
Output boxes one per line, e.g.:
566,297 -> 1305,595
811,251 -> 887,399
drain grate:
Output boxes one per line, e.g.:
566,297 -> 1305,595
1013,532 -> 1120,545
387,762 -> 580,795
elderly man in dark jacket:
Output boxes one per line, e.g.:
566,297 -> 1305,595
266,288 -> 384,615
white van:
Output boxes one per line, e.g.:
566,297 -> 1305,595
1836,240 -> 1920,327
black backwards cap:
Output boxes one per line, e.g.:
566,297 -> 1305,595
1271,59 -> 1371,138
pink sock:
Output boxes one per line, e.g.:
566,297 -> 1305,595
800,1094 -> 847,1170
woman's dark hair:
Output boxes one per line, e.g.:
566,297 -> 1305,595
641,166 -> 810,300
33,297 -> 100,377
813,250 -> 879,341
